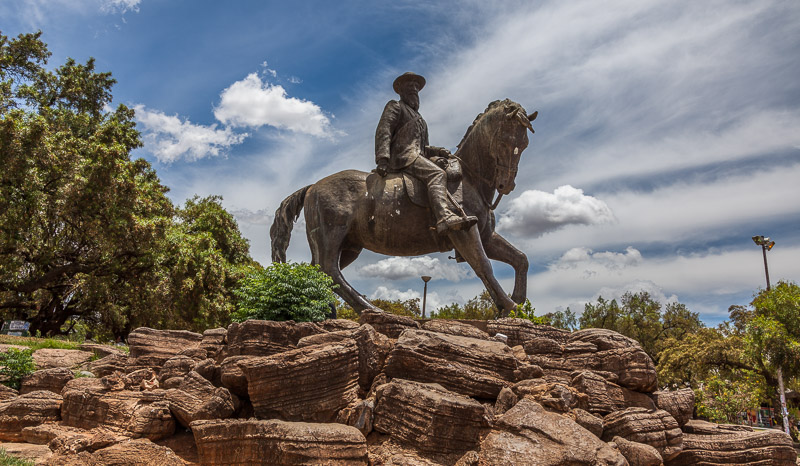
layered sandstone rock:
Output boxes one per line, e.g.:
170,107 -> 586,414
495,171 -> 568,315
487,318 -> 570,347
651,388 -> 694,427
612,435 -> 664,466
222,320 -> 325,359
19,367 -> 74,395
126,327 -> 203,370
44,438 -> 185,466
571,371 -> 656,415
511,379 -> 588,413
359,309 -> 419,338
60,378 -> 174,440
0,383 -> 18,401
165,371 -> 236,427
158,355 -> 197,382
239,340 -> 359,422
421,320 -> 492,340
667,430 -> 796,465
191,418 -> 368,465
219,355 -> 256,398
78,343 -> 125,359
373,379 -> 491,454
86,353 -> 128,378
199,327 -> 226,359
565,329 -> 658,392
384,329 -> 518,398
680,419 -> 753,435
603,407 -> 683,460
478,398 -> 627,465
320,318 -> 361,332
32,349 -> 93,370
0,390 -> 62,441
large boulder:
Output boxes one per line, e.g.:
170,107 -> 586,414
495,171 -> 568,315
511,378 -> 588,413
571,370 -> 656,415
191,418 -> 368,465
477,398 -> 627,465
603,407 -> 683,461
86,353 -> 128,378
78,343 -> 125,359
359,309 -> 419,338
612,435 -> 664,466
372,379 -> 491,455
487,318 -> 570,347
164,371 -> 236,427
565,329 -> 658,392
651,388 -> 694,427
199,327 -> 227,359
238,340 -> 359,422
219,355 -> 257,398
0,383 -> 18,401
60,378 -> 175,440
126,327 -> 203,370
221,320 -> 325,359
19,367 -> 74,395
43,438 -> 185,466
667,429 -> 796,465
0,390 -> 62,441
384,329 -> 519,398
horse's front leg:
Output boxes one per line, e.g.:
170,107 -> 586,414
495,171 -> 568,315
448,227 -> 517,316
483,231 -> 528,304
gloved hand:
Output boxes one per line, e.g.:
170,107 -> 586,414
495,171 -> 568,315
430,156 -> 449,169
376,160 -> 388,177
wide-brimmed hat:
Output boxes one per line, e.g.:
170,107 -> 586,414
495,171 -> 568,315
393,72 -> 426,94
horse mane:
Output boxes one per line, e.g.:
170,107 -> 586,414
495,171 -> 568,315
456,98 -> 524,151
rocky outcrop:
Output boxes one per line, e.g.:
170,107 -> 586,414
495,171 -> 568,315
158,354 -> 197,382
126,327 -> 202,370
218,355 -> 256,398
0,383 -> 18,401
359,309 -> 419,338
0,390 -> 62,441
477,398 -> 627,465
651,388 -> 694,428
199,327 -> 226,359
78,343 -> 125,359
571,370 -> 656,415
191,418 -> 368,465
488,318 -> 570,347
603,407 -> 683,460
164,371 -> 236,427
19,367 -> 73,395
421,320 -> 492,340
86,353 -> 127,378
60,378 -> 175,440
239,340 -> 359,422
373,379 -> 491,454
680,419 -> 753,435
668,429 -> 796,465
384,329 -> 518,398
511,379 -> 588,413
44,438 -> 185,466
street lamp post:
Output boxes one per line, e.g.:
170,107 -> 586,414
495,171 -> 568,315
421,276 -> 432,318
751,235 -> 775,291
751,235 -> 788,435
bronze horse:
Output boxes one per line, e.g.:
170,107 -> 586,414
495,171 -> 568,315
270,99 -> 537,315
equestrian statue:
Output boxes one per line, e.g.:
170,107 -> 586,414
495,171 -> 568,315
270,72 -> 537,316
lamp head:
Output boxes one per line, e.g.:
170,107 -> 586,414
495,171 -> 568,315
421,276 -> 432,283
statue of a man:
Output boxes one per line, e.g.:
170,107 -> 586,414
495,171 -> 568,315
375,72 -> 477,233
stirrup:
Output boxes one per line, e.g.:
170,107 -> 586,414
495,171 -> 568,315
436,215 -> 478,234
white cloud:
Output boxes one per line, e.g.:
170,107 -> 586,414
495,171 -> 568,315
214,73 -> 333,137
100,0 -> 140,14
134,105 -> 247,163
554,246 -> 642,278
358,256 -> 472,282
592,280 -> 679,306
229,208 -> 272,227
497,185 -> 615,237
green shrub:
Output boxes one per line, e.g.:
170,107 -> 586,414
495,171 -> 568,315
0,348 -> 36,390
508,299 -> 549,325
232,262 -> 337,323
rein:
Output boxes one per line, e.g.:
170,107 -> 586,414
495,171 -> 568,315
453,122 -> 509,211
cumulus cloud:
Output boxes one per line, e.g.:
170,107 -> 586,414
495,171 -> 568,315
134,105 -> 247,163
229,208 -> 272,227
592,280 -> 679,306
497,185 -> 615,237
214,73 -> 333,137
358,256 -> 472,282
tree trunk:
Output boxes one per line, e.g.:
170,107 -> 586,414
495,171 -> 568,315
777,366 -> 790,435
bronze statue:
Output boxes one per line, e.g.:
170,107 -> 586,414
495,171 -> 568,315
271,72 -> 537,316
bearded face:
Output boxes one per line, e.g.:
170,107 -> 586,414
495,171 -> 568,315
399,83 -> 420,111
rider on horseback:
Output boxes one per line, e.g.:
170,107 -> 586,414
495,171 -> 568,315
375,72 -> 478,234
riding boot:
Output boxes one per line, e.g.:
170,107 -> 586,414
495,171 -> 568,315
427,182 -> 477,234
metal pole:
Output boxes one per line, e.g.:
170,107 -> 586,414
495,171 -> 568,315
761,245 -> 771,291
422,281 -> 428,318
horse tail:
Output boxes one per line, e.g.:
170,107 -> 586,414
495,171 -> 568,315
270,185 -> 311,263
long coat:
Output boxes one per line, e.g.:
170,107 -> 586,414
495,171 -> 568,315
375,100 -> 429,170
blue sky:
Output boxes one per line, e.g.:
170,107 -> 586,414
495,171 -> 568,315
4,0 -> 800,325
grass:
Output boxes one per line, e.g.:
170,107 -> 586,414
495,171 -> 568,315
0,449 -> 35,466
0,334 -> 80,351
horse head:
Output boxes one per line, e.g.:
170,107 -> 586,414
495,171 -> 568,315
456,99 -> 537,196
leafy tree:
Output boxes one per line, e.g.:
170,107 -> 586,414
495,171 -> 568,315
232,262 -> 337,322
432,290 -> 498,320
370,298 -> 421,318
695,372 -> 764,424
508,299 -> 548,324
542,307 -> 578,331
0,31 -> 173,335
579,292 -> 703,362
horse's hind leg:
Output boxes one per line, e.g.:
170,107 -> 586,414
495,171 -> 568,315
311,226 -> 373,313
447,228 -> 517,316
